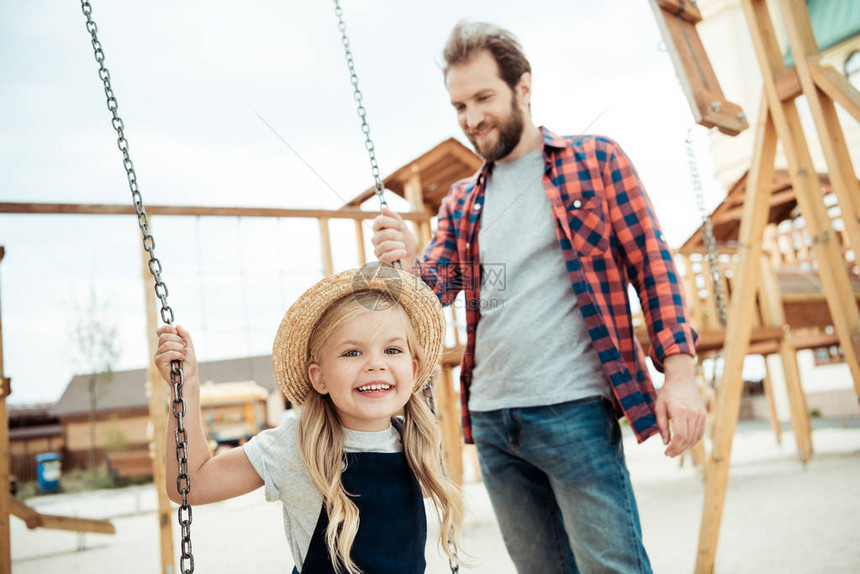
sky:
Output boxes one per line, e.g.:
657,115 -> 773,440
0,0 -> 730,405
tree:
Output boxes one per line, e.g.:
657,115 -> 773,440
71,287 -> 120,477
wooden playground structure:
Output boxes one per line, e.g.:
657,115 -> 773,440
2,1 -> 860,573
674,167 -> 860,453
652,1 -> 860,572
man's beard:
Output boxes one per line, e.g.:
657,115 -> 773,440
467,97 -> 524,163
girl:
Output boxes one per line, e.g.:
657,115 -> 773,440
155,265 -> 463,574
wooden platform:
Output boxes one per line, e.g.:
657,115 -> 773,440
105,450 -> 152,480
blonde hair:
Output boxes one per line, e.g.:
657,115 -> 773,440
296,290 -> 463,574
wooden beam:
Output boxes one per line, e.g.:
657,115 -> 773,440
318,219 -> 334,277
354,220 -> 367,267
656,0 -> 703,24
0,202 -> 430,222
649,0 -> 749,135
726,330 -> 850,356
9,496 -> 38,529
774,68 -> 803,102
436,366 -> 463,486
9,499 -> 115,535
404,165 -> 432,254
760,360 -> 782,445
709,186 -> 798,226
781,292 -> 860,304
142,240 -> 175,573
808,58 -> 860,124
696,93 -> 777,574
694,326 -> 784,354
680,255 -> 706,331
789,331 -> 854,350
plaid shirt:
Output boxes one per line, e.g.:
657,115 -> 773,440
418,127 -> 697,444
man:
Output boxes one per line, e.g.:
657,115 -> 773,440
372,21 -> 706,573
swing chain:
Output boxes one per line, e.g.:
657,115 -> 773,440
686,129 -> 728,327
172,360 -> 194,574
79,3 -> 194,572
79,1 -> 173,325
332,0 -> 388,209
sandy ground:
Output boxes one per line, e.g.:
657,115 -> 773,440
10,418 -> 860,573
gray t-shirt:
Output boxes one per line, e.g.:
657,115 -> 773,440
470,148 -> 610,411
243,410 -> 402,571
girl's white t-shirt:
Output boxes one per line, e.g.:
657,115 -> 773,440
243,409 -> 402,572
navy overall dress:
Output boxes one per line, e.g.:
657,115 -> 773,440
293,451 -> 427,573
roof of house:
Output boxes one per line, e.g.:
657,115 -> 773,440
50,355 -> 279,418
677,169 -> 835,254
8,403 -> 59,426
784,0 -> 860,66
10,424 -> 63,440
342,138 -> 482,213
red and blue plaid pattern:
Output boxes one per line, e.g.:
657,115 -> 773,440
418,127 -> 697,444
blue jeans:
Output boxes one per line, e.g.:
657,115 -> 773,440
471,397 -> 652,574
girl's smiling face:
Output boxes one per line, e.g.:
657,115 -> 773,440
308,305 -> 418,431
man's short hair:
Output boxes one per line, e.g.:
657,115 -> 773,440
443,21 -> 531,90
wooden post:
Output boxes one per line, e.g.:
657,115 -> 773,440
780,230 -> 797,265
807,58 -> 860,124
681,255 -> 705,331
0,246 -> 10,574
354,219 -> 367,267
758,256 -> 811,461
404,165 -> 432,252
318,218 -> 334,277
696,95 -> 778,574
143,238 -> 175,573
760,359 -> 782,445
448,302 -> 461,347
436,366 -> 463,486
763,225 -> 782,272
689,362 -> 709,471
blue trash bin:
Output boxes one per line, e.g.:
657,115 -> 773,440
36,452 -> 62,492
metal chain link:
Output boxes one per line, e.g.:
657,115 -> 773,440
332,0 -> 388,210
686,128 -> 728,328
330,6 -> 454,567
79,2 -> 194,572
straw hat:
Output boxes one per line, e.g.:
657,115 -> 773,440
272,263 -> 446,405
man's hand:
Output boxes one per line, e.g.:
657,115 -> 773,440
371,207 -> 418,266
655,354 -> 706,457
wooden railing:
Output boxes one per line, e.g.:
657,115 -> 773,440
0,201 -> 470,484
